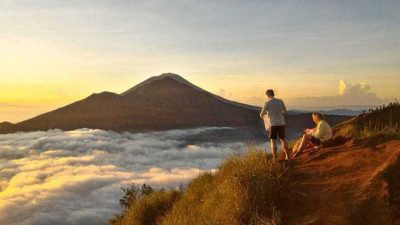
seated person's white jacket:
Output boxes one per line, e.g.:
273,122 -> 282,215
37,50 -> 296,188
310,120 -> 333,142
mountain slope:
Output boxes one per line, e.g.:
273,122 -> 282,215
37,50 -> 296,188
284,105 -> 400,225
284,138 -> 400,225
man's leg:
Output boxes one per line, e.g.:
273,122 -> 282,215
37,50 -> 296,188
270,139 -> 277,160
280,138 -> 290,160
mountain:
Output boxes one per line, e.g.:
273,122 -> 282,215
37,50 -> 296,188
0,73 -> 260,134
289,109 -> 363,116
322,109 -> 363,116
0,73 -> 351,135
0,122 -> 14,131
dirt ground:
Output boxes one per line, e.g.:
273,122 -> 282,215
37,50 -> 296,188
282,139 -> 400,225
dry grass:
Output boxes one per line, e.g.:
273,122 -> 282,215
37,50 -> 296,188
111,149 -> 286,225
111,189 -> 181,225
333,105 -> 400,140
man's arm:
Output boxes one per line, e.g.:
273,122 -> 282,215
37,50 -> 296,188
311,123 -> 325,139
260,102 -> 268,118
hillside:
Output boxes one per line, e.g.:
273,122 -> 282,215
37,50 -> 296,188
0,73 -> 350,135
283,138 -> 400,225
333,103 -> 400,140
110,105 -> 400,225
283,104 -> 400,224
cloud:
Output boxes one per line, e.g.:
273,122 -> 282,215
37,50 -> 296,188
0,128 -> 247,225
0,103 -> 32,108
338,80 -> 372,96
287,80 -> 383,109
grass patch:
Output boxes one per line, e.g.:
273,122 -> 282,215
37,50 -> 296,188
110,186 -> 181,225
333,105 -> 400,140
111,149 -> 286,225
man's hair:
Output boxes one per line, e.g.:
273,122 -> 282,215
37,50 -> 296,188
266,89 -> 275,97
312,112 -> 325,121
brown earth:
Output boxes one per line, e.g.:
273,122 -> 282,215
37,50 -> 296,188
283,138 -> 400,225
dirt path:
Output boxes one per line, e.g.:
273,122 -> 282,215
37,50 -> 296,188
283,140 -> 400,225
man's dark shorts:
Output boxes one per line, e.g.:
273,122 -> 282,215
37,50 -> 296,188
310,136 -> 322,145
269,125 -> 286,140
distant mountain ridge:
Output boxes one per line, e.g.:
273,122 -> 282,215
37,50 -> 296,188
0,73 -> 351,135
289,109 -> 363,116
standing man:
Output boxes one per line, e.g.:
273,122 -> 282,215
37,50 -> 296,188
260,89 -> 290,160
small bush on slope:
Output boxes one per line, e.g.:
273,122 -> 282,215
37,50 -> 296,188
110,188 -> 181,225
120,184 -> 155,211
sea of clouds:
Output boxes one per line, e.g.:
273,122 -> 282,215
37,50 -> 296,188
0,127 -> 251,225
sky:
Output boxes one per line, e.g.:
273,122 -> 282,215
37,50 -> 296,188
1,0 -> 399,122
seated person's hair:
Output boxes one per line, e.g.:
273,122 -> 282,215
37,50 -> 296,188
312,112 -> 325,121
266,89 -> 275,97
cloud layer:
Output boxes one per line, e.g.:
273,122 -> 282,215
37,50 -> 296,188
287,80 -> 383,109
0,128 -> 247,225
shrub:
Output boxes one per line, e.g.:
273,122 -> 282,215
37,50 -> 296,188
119,184 -> 155,211
110,188 -> 181,225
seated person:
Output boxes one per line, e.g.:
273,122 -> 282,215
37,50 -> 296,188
293,112 -> 333,157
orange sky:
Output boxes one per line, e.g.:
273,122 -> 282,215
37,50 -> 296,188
1,1 -> 399,123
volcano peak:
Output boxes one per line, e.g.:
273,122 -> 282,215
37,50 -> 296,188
121,73 -> 194,96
